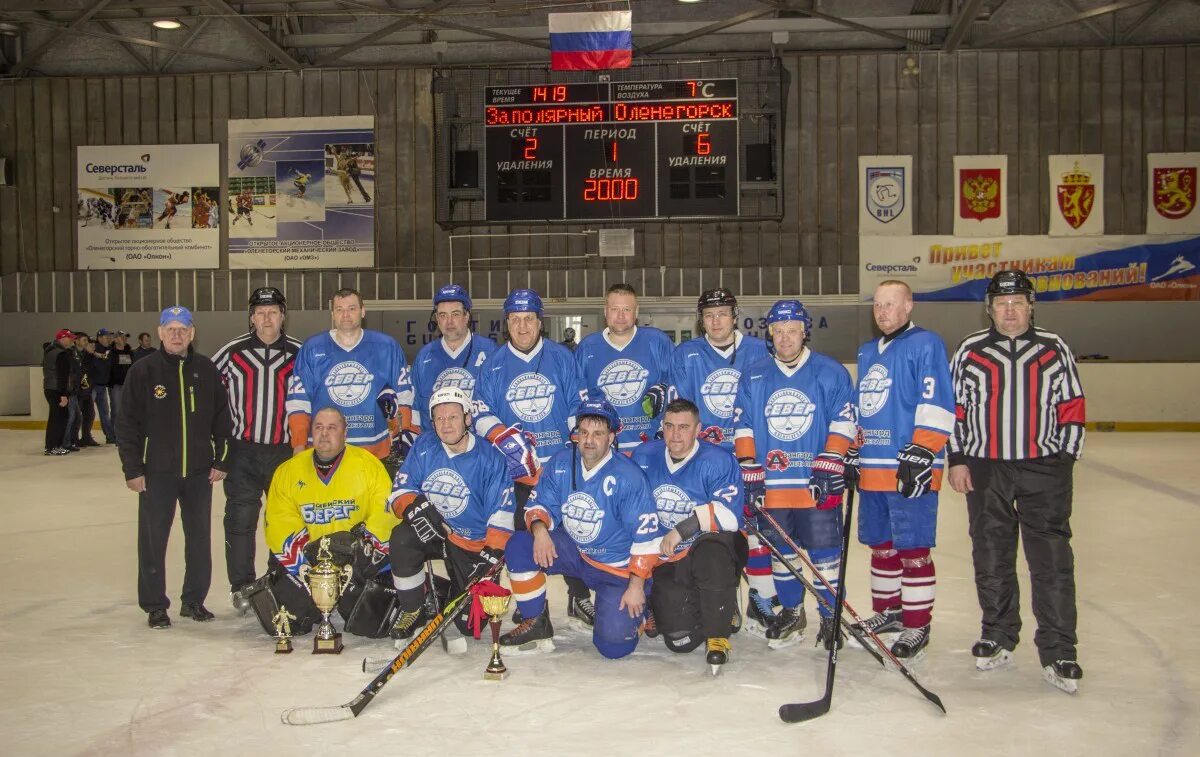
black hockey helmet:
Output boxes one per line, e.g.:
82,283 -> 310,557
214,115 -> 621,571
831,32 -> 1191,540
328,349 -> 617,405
249,286 -> 287,314
697,287 -> 738,315
985,270 -> 1035,303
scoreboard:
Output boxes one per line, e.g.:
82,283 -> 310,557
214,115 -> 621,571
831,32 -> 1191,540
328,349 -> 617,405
484,79 -> 739,222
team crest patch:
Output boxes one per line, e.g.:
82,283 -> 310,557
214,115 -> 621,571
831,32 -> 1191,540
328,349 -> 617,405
153,385 -> 167,399
765,388 -> 815,442
1154,167 -> 1196,220
865,167 -> 905,223
765,449 -> 790,472
959,168 -> 1002,220
857,364 -> 892,418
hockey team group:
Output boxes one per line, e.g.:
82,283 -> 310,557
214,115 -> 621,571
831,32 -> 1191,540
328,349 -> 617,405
113,267 -> 1086,707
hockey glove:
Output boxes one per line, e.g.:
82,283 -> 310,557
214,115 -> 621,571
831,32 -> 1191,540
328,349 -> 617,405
349,523 -> 390,579
641,383 -> 670,419
403,496 -> 445,545
493,424 -> 539,480
389,427 -> 417,463
896,443 -> 936,499
740,460 -> 766,527
843,445 -> 861,488
809,452 -> 846,510
469,546 -> 504,580
377,393 -> 400,421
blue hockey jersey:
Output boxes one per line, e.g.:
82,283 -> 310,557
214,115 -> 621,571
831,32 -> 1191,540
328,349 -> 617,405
388,431 -> 514,552
526,446 -> 661,579
411,333 -> 498,429
631,439 -> 743,560
669,332 -> 771,449
286,329 -> 413,456
473,338 -> 584,463
733,349 -> 857,508
855,324 -> 955,492
576,326 -> 675,451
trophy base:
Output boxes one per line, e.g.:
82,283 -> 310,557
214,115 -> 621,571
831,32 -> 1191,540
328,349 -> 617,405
275,639 -> 294,654
313,633 -> 344,654
483,667 -> 508,681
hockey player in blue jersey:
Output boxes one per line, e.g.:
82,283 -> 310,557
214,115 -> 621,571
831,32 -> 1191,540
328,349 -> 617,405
850,280 -> 955,660
633,398 -> 745,674
733,299 -> 858,650
410,284 -> 497,431
500,398 -> 660,659
576,283 -> 674,452
286,288 -> 417,471
471,288 -> 594,622
386,386 -> 515,649
654,288 -> 779,637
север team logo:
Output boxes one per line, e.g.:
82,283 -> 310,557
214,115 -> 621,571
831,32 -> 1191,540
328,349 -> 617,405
323,361 -> 374,407
561,492 -> 604,544
865,167 -> 905,223
765,388 -> 815,441
505,371 -> 556,423
959,169 -> 1002,221
422,467 -> 470,518
857,363 -> 892,418
1056,162 -> 1095,230
1153,167 -> 1196,220
652,484 -> 695,530
433,367 -> 475,394
700,367 -> 742,419
598,359 -> 650,407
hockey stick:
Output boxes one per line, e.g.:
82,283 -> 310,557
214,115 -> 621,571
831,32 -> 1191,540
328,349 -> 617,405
361,559 -> 461,671
280,561 -> 503,726
254,209 -> 276,219
751,502 -> 946,714
779,490 -> 854,723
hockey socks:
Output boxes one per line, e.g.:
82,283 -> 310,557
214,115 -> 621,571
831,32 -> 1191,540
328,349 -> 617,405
809,548 -> 840,619
869,541 -> 902,613
898,548 -> 935,629
745,532 -> 777,600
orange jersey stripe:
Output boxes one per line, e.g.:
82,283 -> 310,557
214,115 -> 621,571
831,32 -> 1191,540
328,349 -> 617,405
911,428 -> 950,455
859,467 -> 944,492
734,437 -> 757,461
765,488 -> 816,509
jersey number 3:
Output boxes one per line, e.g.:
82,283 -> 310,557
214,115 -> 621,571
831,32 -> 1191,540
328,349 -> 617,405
922,377 -> 936,399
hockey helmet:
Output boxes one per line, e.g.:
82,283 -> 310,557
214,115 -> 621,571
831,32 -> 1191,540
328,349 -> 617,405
249,286 -> 286,314
986,270 -> 1036,303
504,288 -> 544,318
429,386 -> 473,416
434,283 -> 472,312
766,299 -> 813,332
575,395 -> 621,434
697,287 -> 738,315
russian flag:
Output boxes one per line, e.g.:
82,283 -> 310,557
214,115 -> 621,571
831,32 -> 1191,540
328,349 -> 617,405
549,11 -> 632,71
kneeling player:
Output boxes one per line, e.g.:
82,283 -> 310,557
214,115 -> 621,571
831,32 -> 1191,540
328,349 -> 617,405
501,398 -> 660,659
633,399 -> 745,674
386,387 -> 514,648
245,407 -> 401,640
733,300 -> 858,650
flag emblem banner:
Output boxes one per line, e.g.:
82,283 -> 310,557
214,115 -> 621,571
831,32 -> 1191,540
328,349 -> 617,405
1049,154 -> 1104,236
1147,153 -> 1200,234
859,155 -> 913,235
953,155 -> 1007,236
549,11 -> 632,71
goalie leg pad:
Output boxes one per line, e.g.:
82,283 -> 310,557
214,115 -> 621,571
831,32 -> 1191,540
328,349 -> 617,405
247,568 -> 320,636
648,562 -> 701,642
338,577 -> 401,639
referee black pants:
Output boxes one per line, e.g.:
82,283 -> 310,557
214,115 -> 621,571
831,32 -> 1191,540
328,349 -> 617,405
222,440 -> 292,592
138,471 -> 213,612
965,455 -> 1078,666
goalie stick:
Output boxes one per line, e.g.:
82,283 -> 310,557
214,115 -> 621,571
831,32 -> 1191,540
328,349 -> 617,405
280,561 -> 503,726
749,500 -> 946,715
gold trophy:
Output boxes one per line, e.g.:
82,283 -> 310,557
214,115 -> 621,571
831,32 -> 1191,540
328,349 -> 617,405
298,536 -> 354,654
273,605 -> 297,654
481,593 -> 513,681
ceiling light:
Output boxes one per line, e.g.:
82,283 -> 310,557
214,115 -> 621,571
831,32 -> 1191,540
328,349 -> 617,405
677,0 -> 704,4
152,19 -> 182,30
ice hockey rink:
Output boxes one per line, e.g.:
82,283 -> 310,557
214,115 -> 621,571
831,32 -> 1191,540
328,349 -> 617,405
1,429 -> 1195,757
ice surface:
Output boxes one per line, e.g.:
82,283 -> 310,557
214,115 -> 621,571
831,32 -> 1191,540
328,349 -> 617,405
1,431 -> 1196,755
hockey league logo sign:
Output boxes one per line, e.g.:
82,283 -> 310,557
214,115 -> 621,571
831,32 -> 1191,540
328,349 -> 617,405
865,167 -> 905,223
1056,162 -> 1095,230
959,168 -> 1002,221
1153,167 -> 1197,220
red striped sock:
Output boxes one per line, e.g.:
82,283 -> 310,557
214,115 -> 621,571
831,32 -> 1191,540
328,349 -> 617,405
898,548 -> 935,628
870,541 -> 901,613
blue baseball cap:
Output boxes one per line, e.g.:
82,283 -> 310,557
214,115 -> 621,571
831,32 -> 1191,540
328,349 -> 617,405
766,299 -> 812,332
503,288 -> 543,318
434,283 -> 472,311
575,396 -> 621,433
96,328 -> 114,337
159,305 -> 193,327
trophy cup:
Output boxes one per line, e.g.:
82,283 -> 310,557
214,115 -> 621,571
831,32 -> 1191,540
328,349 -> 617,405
273,605 -> 297,654
298,536 -> 354,654
481,592 -> 513,681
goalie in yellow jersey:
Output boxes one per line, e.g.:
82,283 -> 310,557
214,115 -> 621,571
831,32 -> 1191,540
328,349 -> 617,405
243,407 -> 403,639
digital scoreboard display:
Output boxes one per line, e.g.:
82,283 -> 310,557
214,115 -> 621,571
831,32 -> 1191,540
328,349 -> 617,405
484,79 -> 739,222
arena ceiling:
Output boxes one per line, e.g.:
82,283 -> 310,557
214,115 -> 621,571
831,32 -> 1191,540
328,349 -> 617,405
0,0 -> 1197,76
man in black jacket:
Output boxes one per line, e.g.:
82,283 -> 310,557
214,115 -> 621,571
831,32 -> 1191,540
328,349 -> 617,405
109,330 -> 134,427
92,328 -> 117,444
116,306 -> 233,630
41,328 -> 74,456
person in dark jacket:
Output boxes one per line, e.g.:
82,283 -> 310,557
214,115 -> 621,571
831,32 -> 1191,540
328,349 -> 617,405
91,329 -> 117,444
41,329 -> 74,456
132,332 -> 155,362
116,306 -> 233,630
109,331 -> 134,428
64,332 -> 98,449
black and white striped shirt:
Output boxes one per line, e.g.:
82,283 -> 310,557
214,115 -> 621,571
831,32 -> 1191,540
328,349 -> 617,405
948,326 -> 1086,464
212,331 -> 302,445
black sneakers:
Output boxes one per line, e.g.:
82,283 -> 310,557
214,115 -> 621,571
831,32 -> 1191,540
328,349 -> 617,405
180,603 -> 215,622
148,609 -> 171,629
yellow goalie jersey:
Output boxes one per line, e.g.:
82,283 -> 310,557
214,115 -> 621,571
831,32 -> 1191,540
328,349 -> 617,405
265,445 -> 399,573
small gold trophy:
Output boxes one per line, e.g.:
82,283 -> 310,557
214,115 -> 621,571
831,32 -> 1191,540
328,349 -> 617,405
273,605 -> 297,654
481,593 -> 513,681
298,536 -> 354,654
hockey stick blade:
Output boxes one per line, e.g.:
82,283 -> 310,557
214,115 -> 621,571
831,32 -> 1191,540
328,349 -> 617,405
281,704 -> 355,726
780,696 -> 832,723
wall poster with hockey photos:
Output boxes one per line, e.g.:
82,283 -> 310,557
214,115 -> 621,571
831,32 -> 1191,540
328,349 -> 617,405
77,144 -> 220,269
227,116 -> 375,269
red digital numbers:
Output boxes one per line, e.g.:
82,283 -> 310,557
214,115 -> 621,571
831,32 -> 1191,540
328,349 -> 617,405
532,85 -> 568,103
523,137 -> 538,160
609,140 -> 619,162
583,178 -> 640,202
695,132 -> 711,155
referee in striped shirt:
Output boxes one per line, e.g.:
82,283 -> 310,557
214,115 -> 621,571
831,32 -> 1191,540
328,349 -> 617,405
213,287 -> 303,613
947,269 -> 1086,694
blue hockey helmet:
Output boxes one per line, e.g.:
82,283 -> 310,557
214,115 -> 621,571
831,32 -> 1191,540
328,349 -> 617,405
434,283 -> 472,311
575,395 -> 621,434
503,288 -> 544,318
766,299 -> 812,332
